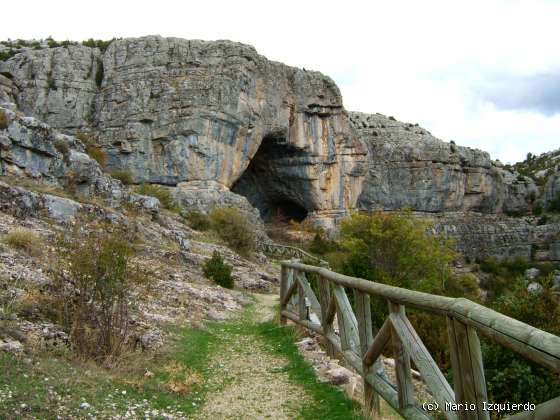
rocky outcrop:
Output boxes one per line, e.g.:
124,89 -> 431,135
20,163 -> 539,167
0,36 -> 367,221
349,112 -> 538,214
542,167 -> 560,209
0,105 -> 160,212
423,212 -> 560,261
1,35 -> 556,260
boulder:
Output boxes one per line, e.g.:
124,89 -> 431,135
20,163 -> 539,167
527,282 -> 543,294
525,268 -> 540,280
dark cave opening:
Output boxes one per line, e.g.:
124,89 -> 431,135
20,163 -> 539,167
262,198 -> 309,223
231,133 -> 311,223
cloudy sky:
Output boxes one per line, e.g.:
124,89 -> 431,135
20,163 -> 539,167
2,0 -> 559,163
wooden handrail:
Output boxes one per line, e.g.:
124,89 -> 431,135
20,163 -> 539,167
256,241 -> 329,266
279,260 -> 560,420
282,261 -> 560,368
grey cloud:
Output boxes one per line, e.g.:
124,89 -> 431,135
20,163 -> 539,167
477,72 -> 560,115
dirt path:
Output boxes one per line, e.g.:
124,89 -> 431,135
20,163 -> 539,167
193,293 -> 311,419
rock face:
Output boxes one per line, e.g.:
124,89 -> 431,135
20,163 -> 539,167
349,112 -> 538,214
426,212 -> 560,261
0,105 -> 160,212
542,167 -> 560,209
0,35 -> 556,259
0,36 -> 367,223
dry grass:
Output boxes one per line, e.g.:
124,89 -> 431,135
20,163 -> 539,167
3,228 -> 43,256
0,109 -> 8,130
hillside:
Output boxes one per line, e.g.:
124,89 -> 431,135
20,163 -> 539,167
0,35 -> 560,418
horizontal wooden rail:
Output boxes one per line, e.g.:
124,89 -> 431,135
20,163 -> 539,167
282,261 -> 560,371
256,241 -> 328,266
279,260 -> 560,420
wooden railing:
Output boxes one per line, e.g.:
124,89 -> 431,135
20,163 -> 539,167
256,241 -> 328,266
279,260 -> 560,420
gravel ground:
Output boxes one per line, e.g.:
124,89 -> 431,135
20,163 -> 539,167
193,293 -> 310,419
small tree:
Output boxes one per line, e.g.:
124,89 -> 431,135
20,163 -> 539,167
337,211 -> 457,366
203,251 -> 234,289
338,210 -> 455,292
54,222 -> 140,364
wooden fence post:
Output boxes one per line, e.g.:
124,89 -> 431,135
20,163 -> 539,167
298,272 -> 307,321
388,301 -> 415,409
355,290 -> 381,418
318,276 -> 336,358
280,264 -> 288,325
447,317 -> 489,420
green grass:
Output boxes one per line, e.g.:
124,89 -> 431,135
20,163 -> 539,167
0,303 -> 365,419
255,321 -> 366,419
0,326 -> 217,418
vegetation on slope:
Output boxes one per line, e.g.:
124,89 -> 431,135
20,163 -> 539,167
0,303 -> 363,419
511,149 -> 560,186
280,210 -> 560,416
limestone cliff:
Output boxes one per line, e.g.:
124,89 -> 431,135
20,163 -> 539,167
0,35 -> 557,259
0,36 -> 367,228
349,112 -> 538,214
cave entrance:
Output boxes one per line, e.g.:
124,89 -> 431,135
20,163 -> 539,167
231,133 -> 311,224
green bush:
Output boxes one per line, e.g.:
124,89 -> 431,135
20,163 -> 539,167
336,211 -> 457,367
0,109 -> 8,129
338,210 -> 455,291
548,193 -> 560,212
309,232 -> 338,256
135,183 -> 179,211
209,207 -> 256,256
482,281 -> 560,411
203,251 -> 234,289
110,169 -> 134,185
444,273 -> 480,300
53,222 -> 141,364
46,73 -> 56,90
184,210 -> 211,231
81,38 -> 115,53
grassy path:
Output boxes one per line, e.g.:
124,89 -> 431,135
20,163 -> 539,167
192,292 -> 364,419
0,293 -> 364,419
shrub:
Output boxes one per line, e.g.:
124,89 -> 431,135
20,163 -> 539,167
209,207 -> 256,256
81,38 -> 115,53
533,204 -> 543,216
482,281 -> 560,411
548,193 -> 560,212
110,169 -> 134,185
54,139 -> 70,156
135,183 -> 179,211
85,145 -> 107,168
3,228 -> 42,256
336,211 -> 456,366
444,273 -> 480,300
184,210 -> 211,231
338,211 -> 455,291
46,73 -> 56,90
53,222 -> 141,364
0,109 -> 8,129
75,130 -> 107,168
203,251 -> 234,289
309,232 -> 338,256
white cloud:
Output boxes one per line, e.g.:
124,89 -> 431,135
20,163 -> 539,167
1,0 -> 559,163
